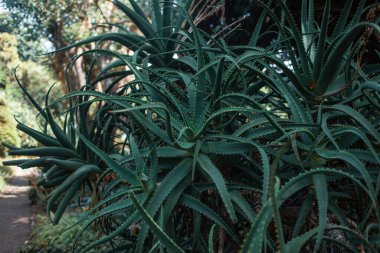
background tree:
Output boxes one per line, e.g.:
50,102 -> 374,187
1,0 -> 127,91
0,31 -> 64,150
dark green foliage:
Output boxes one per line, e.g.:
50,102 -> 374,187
20,214 -> 116,253
5,0 -> 380,252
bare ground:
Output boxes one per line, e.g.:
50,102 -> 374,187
0,167 -> 33,253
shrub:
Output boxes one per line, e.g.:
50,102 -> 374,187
0,96 -> 20,156
5,0 -> 380,252
0,166 -> 13,192
0,33 -> 64,148
20,213 -> 115,253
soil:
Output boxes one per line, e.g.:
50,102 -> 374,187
0,167 -> 34,253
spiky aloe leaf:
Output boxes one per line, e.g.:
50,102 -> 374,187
16,121 -> 61,147
312,174 -> 328,252
9,147 -> 79,159
241,168 -> 371,252
75,129 -> 140,186
317,23 -> 380,95
112,0 -> 163,51
312,0 -> 330,80
208,224 -> 217,253
135,158 -> 192,252
197,154 -> 237,223
179,194 -> 238,242
47,164 -> 100,224
130,192 -> 185,253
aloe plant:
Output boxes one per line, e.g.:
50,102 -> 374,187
250,0 -> 380,99
4,0 -> 380,252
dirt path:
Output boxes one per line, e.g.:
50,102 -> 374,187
0,167 -> 33,253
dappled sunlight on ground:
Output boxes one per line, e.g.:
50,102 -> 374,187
13,216 -> 30,224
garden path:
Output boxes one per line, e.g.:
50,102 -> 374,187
0,167 -> 33,253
